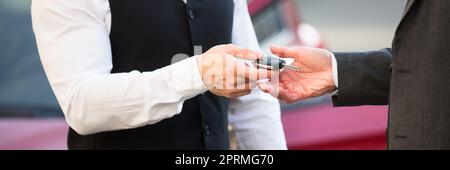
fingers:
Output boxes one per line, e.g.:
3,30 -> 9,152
231,59 -> 273,81
234,78 -> 257,90
258,82 -> 300,103
258,83 -> 273,94
211,88 -> 252,99
249,67 -> 272,80
232,90 -> 252,98
277,87 -> 297,103
220,88 -> 252,98
270,45 -> 299,59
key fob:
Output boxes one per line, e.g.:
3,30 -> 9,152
255,56 -> 286,70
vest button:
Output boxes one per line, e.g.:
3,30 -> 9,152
204,125 -> 211,135
188,9 -> 195,20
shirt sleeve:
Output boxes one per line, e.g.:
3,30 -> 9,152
228,0 -> 287,150
330,52 -> 339,88
31,0 -> 206,135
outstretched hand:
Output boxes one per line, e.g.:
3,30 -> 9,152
259,46 -> 336,103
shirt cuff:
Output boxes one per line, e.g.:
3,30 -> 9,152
165,55 -> 208,98
329,51 -> 339,88
328,51 -> 339,96
190,55 -> 208,91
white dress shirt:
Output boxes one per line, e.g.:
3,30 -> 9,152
331,53 -> 339,88
31,0 -> 286,150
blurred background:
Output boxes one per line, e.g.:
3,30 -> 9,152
0,0 -> 406,150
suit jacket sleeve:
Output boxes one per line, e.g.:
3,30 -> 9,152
332,48 -> 392,106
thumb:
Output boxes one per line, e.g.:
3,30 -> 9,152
246,66 -> 273,80
225,44 -> 263,61
224,44 -> 243,55
270,45 -> 299,59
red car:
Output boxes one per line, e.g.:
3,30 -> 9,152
0,0 -> 388,150
249,0 -> 388,150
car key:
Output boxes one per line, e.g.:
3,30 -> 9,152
254,55 -> 300,71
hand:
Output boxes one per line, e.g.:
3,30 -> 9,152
197,44 -> 272,98
259,46 -> 336,103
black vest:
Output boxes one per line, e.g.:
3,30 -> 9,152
68,0 -> 234,150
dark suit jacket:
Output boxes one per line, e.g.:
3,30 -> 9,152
332,0 -> 450,149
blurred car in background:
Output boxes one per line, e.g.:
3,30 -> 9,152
249,0 -> 388,150
0,0 -> 67,149
0,0 -> 388,150
249,0 -> 326,50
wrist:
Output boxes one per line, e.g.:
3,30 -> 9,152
192,55 -> 208,91
195,54 -> 214,90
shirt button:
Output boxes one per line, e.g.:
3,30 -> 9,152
204,125 -> 211,136
187,9 -> 195,20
